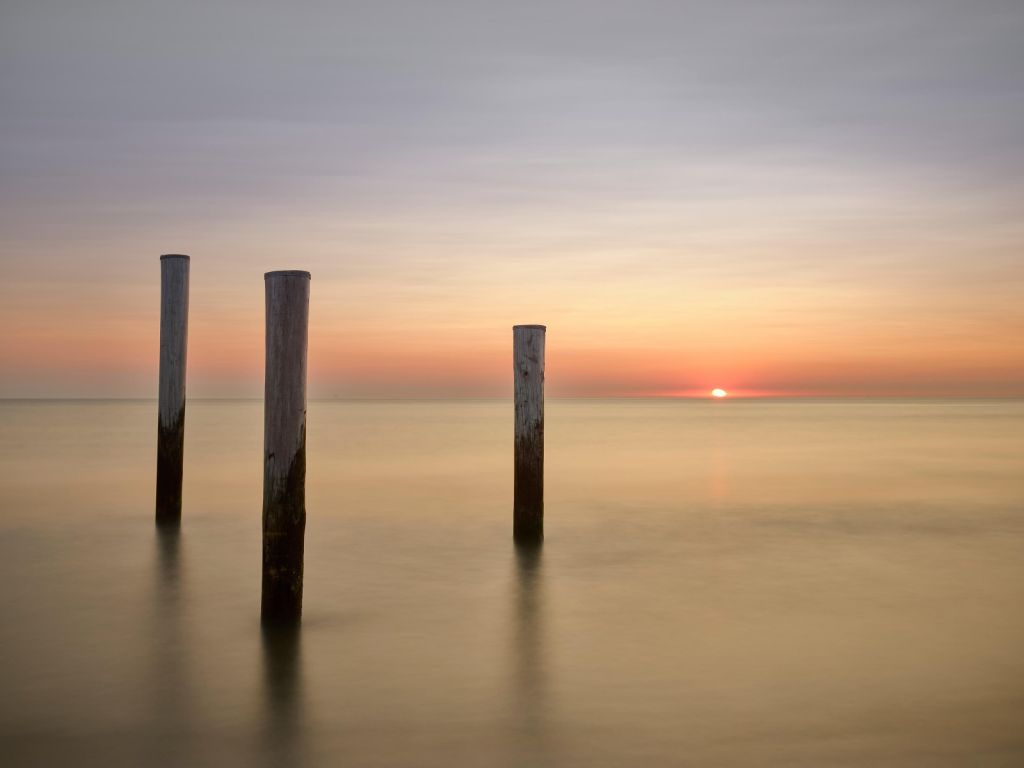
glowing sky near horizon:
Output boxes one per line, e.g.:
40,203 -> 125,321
1,0 -> 1022,398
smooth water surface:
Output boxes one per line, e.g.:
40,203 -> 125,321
1,399 -> 1023,766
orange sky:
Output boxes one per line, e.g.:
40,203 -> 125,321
0,230 -> 1021,398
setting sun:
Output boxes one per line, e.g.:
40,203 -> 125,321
711,388 -> 728,398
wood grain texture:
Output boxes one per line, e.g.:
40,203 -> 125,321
155,254 -> 189,525
513,325 -> 545,542
262,270 -> 310,626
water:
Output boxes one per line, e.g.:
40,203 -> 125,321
1,399 -> 1022,767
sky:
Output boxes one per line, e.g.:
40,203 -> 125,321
1,0 -> 1022,398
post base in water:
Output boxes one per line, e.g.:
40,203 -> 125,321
155,410 -> 185,526
513,512 -> 544,543
261,580 -> 303,627
155,515 -> 181,531
154,508 -> 181,527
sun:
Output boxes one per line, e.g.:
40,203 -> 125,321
711,388 -> 728,398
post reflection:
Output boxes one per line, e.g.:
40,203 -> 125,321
156,524 -> 181,594
150,525 -> 189,766
261,624 -> 304,767
511,541 -> 549,762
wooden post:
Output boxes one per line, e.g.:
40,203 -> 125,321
155,254 -> 189,526
262,270 -> 311,626
513,324 -> 545,542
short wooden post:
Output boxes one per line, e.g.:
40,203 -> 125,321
155,254 -> 190,526
513,324 -> 545,542
262,270 -> 311,625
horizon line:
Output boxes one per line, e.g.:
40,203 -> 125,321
2,394 -> 1022,403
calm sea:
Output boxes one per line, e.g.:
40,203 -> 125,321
1,399 -> 1022,767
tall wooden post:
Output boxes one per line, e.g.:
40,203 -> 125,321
262,270 -> 310,626
155,254 -> 189,526
513,324 -> 545,542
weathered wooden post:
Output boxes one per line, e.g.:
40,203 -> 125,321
513,324 -> 545,542
155,254 -> 190,526
262,270 -> 311,625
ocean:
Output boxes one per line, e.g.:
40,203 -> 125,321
1,399 -> 1022,766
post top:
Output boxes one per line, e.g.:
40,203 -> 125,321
160,254 -> 190,260
513,324 -> 546,330
265,270 -> 311,280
